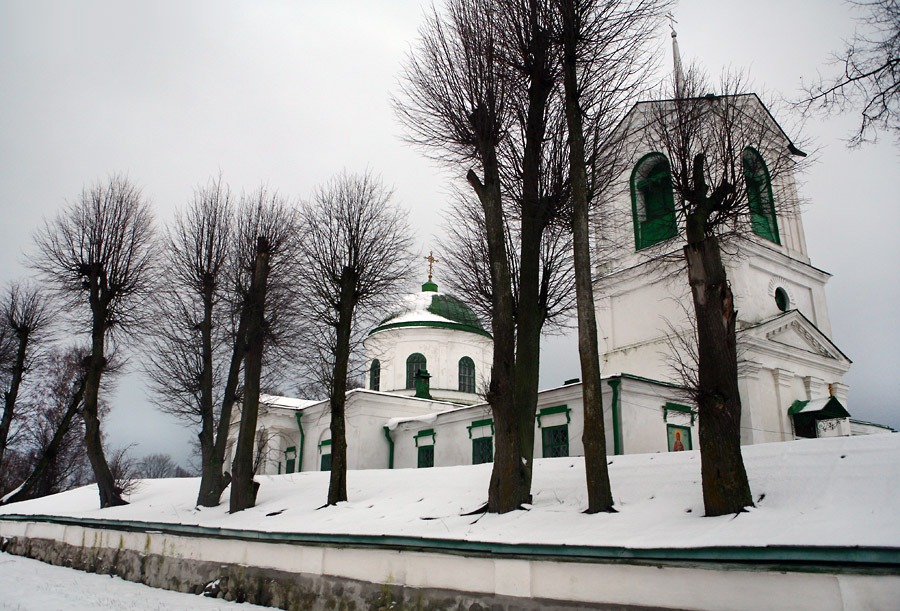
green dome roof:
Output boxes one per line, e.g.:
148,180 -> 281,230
369,282 -> 490,338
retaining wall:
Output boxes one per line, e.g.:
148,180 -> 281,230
1,515 -> 898,610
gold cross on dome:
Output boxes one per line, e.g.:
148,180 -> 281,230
424,251 -> 439,282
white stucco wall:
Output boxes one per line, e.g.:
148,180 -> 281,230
4,519 -> 896,611
365,325 -> 492,402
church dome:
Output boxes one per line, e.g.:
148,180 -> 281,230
369,280 -> 491,338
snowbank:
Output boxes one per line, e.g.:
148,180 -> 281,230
2,434 -> 898,550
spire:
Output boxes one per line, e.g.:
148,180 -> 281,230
667,13 -> 685,99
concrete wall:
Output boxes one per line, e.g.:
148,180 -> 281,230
2,518 -> 897,611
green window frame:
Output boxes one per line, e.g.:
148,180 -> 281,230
369,359 -> 381,391
417,445 -> 434,468
631,152 -> 677,250
542,424 -> 569,458
458,356 -> 476,393
742,147 -> 780,244
472,437 -> 493,464
319,439 -> 331,472
406,353 -> 427,389
667,424 -> 692,452
284,445 -> 297,474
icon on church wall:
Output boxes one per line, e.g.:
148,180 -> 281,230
667,425 -> 691,452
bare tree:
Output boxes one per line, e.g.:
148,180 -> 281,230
553,0 -> 668,513
138,453 -> 177,479
31,175 -> 156,508
229,188 -> 300,513
437,189 -> 576,334
0,282 -> 52,473
144,177 -> 241,507
398,0 -> 586,513
1,347 -> 92,504
637,69 -> 808,515
297,171 -> 414,505
799,0 -> 899,145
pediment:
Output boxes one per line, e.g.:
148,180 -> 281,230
742,311 -> 850,363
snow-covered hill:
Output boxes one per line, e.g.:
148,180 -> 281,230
2,435 -> 898,550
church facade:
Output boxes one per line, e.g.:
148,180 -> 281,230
228,94 -> 891,478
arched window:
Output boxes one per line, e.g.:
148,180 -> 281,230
458,356 -> 476,393
406,353 -> 426,389
369,359 -> 380,391
742,147 -> 780,244
631,153 -> 677,250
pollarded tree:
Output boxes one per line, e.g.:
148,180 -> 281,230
144,177 -> 241,507
32,175 -> 156,508
229,188 -> 301,513
799,0 -> 899,146
396,0 -> 520,512
399,0 -> 579,513
297,171 -> 414,506
553,0 -> 669,513
0,282 -> 52,474
636,69 -> 808,515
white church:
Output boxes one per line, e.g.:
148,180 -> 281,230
228,51 -> 892,477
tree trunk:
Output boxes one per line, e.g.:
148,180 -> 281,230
83,308 -> 126,508
558,0 -> 614,513
0,326 -> 30,471
1,377 -> 86,505
684,236 -> 753,516
196,281 -> 244,508
510,7 -> 554,504
197,309 -> 248,506
327,267 -> 357,505
230,238 -> 270,513
195,281 -> 216,505
467,147 -> 518,513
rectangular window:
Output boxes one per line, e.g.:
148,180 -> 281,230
472,437 -> 493,464
320,453 -> 332,471
284,446 -> 296,474
542,424 -> 569,458
667,425 -> 692,452
417,445 -> 434,468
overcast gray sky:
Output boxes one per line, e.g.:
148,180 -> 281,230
1,0 -> 896,467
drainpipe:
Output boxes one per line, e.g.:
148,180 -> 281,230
295,412 -> 305,472
383,426 -> 395,469
609,378 -> 622,455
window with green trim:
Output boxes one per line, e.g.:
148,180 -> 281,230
631,153 -> 677,250
742,147 -> 780,244
406,353 -> 426,389
458,356 -> 475,393
369,359 -> 381,391
417,445 -> 434,468
472,437 -> 493,464
284,445 -> 297,474
542,424 -> 569,458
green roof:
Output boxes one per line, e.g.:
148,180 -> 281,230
369,283 -> 491,338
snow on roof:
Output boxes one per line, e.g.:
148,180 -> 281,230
259,394 -> 321,411
3,435 -> 898,550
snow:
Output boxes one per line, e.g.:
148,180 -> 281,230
2,435 -> 898,550
0,552 -> 271,610
258,395 -> 320,411
378,290 -> 458,327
